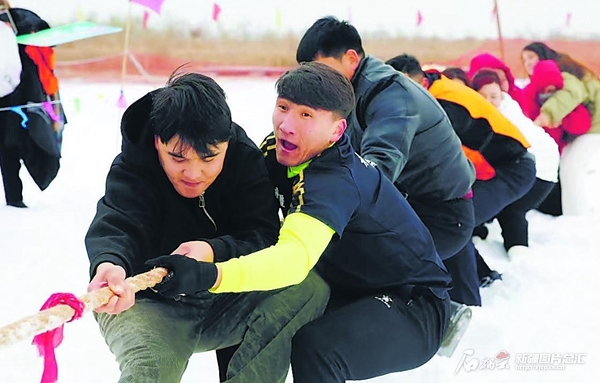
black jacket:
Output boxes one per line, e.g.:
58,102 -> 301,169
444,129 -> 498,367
347,56 -> 475,202
85,92 -> 281,279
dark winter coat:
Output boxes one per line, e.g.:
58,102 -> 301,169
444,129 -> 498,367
0,44 -> 60,190
85,92 -> 281,281
347,56 -> 475,202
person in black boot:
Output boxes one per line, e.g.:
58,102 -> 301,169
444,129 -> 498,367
1,7 -> 65,208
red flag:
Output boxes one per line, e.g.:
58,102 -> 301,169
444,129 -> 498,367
566,11 -> 572,27
142,10 -> 150,29
130,0 -> 166,15
416,10 -> 423,27
212,2 -> 222,22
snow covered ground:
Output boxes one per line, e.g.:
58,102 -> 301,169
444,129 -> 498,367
0,78 -> 599,382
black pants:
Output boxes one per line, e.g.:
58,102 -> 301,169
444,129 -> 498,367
409,196 -> 475,260
0,146 -> 23,204
446,153 -> 537,306
536,181 -> 562,216
496,178 -> 556,250
290,289 -> 450,383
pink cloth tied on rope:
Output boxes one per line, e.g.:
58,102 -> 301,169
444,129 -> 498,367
41,102 -> 61,123
32,293 -> 85,383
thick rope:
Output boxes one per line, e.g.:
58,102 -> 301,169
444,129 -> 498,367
0,267 -> 168,349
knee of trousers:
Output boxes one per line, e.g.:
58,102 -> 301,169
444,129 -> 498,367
246,272 -> 330,339
94,312 -> 190,379
300,271 -> 331,314
290,323 -> 344,378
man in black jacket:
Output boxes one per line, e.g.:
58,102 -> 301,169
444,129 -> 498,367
296,16 -> 476,356
85,72 -> 329,383
145,61 -> 452,383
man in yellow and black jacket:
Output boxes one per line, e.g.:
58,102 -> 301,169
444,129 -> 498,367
147,62 -> 453,383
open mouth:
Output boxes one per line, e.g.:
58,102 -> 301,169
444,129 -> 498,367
279,139 -> 298,151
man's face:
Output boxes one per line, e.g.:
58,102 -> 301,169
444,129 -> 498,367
272,98 -> 345,167
155,135 -> 228,198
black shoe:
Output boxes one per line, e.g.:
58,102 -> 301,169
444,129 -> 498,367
472,224 -> 489,240
7,201 -> 27,208
437,301 -> 472,358
479,270 -> 502,288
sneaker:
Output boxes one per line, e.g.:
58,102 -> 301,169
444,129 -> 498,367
437,301 -> 473,358
479,270 -> 502,288
7,201 -> 27,208
507,245 -> 529,260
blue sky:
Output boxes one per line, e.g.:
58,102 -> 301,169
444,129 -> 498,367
8,0 -> 600,39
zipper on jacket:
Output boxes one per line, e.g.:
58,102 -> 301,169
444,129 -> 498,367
199,193 -> 217,231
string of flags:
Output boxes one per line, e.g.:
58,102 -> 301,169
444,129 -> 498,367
414,7 -> 575,29
0,100 -> 63,129
75,2 -> 580,34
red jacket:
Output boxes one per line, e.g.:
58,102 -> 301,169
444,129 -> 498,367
522,60 -> 591,153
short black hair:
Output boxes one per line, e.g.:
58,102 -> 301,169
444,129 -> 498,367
276,62 -> 355,119
442,67 -> 470,86
386,54 -> 424,77
151,70 -> 233,157
296,16 -> 364,63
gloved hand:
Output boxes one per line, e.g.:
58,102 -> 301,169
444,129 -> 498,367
145,254 -> 218,298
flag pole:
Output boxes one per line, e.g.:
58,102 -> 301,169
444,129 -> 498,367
0,0 -> 18,34
493,0 -> 505,62
120,0 -> 133,95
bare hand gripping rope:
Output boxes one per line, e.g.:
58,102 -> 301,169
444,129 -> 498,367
0,267 -> 168,349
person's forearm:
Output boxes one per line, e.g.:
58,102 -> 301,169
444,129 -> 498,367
211,212 -> 334,293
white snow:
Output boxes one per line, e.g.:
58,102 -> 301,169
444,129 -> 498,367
0,79 -> 598,382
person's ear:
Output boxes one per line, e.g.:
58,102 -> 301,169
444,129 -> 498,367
421,77 -> 430,89
344,49 -> 361,72
331,118 -> 347,143
154,136 -> 160,150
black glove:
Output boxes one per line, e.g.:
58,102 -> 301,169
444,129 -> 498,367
145,255 -> 218,298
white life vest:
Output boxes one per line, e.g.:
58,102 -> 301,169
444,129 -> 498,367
0,22 -> 22,97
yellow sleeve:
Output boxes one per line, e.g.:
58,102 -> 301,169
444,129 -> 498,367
210,212 -> 335,293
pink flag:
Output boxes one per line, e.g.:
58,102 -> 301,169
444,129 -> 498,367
212,2 -> 222,22
143,10 -> 150,29
565,11 -> 572,27
117,90 -> 128,109
416,10 -> 423,27
130,0 -> 166,15
491,4 -> 498,20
